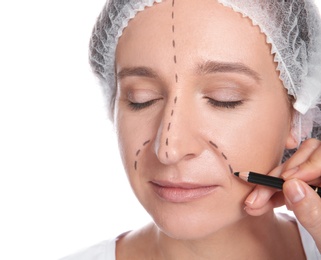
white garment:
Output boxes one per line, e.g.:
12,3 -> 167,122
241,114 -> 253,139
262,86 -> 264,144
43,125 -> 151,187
60,221 -> 321,260
60,239 -> 116,260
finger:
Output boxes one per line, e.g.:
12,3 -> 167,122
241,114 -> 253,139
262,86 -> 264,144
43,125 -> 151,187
282,143 -> 321,182
245,191 -> 284,216
244,165 -> 284,210
283,178 -> 321,250
282,139 -> 321,179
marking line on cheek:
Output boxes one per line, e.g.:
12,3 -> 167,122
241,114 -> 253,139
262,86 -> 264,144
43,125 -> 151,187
143,140 -> 150,146
209,141 -> 219,149
134,139 -> 151,171
209,140 -> 234,175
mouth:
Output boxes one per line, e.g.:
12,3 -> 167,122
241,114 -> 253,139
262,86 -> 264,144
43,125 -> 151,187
150,181 -> 219,203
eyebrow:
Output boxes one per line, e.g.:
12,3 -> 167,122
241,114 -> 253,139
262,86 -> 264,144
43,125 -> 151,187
117,67 -> 160,80
197,60 -> 261,82
117,61 -> 261,82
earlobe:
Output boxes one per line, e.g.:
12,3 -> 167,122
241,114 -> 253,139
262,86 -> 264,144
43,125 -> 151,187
286,135 -> 299,150
285,126 -> 300,150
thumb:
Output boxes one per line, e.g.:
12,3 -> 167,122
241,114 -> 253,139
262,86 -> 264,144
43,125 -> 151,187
283,179 -> 321,251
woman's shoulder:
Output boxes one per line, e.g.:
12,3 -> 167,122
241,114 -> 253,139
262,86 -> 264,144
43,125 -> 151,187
59,225 -> 151,260
59,238 -> 117,260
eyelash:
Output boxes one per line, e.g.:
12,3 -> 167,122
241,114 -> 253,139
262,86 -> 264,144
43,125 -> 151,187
128,98 -> 243,111
128,99 -> 159,111
205,98 -> 243,109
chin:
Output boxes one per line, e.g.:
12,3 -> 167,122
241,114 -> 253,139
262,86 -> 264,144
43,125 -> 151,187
148,202 -> 248,241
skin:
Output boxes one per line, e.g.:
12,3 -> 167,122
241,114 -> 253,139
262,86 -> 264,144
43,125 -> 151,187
112,0 -> 319,258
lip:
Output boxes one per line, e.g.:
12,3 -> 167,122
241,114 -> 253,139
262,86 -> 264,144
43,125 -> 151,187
150,180 -> 219,203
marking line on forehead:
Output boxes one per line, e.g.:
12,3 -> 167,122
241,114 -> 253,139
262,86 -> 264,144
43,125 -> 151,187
197,60 -> 262,82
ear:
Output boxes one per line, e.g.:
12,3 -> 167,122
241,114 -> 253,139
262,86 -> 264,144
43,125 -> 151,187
285,131 -> 299,150
285,119 -> 300,150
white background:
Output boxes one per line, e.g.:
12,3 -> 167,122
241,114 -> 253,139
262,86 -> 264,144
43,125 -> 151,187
0,1 -> 320,259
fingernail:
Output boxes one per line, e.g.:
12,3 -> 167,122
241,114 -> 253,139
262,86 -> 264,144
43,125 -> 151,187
282,166 -> 299,179
285,179 -> 306,204
245,190 -> 258,205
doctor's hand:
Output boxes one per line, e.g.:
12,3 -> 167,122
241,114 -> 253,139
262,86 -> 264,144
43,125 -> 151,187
244,138 -> 321,251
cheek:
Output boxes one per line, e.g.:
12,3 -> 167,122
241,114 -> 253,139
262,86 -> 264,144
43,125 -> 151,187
224,102 -> 291,172
115,109 -> 156,175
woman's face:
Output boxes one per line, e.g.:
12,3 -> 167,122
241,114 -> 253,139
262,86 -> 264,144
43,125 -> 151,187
115,0 -> 295,239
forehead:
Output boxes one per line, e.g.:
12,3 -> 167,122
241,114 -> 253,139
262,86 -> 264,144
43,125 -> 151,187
116,0 -> 273,75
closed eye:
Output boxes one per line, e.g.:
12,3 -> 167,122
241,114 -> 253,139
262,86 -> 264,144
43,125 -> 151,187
128,99 -> 162,111
205,97 -> 243,109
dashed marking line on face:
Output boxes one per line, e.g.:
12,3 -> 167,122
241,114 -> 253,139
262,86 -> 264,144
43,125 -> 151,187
134,139 -> 151,171
209,140 -> 234,175
174,96 -> 178,104
164,1 -> 179,161
209,141 -> 219,149
143,140 -> 151,146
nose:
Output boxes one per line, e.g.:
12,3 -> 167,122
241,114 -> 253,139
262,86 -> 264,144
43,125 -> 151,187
154,95 -> 203,165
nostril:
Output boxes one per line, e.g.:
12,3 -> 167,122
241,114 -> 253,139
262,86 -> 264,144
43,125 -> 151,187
184,153 -> 197,160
